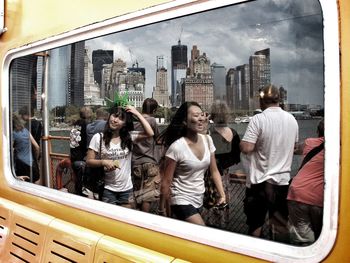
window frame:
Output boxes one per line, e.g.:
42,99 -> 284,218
2,0 -> 340,261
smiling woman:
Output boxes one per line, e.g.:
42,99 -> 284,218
1,0 -> 346,262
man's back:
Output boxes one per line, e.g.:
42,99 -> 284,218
243,107 -> 298,185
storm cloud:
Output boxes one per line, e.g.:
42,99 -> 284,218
87,0 -> 323,106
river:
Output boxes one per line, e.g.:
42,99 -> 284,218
50,118 -> 321,176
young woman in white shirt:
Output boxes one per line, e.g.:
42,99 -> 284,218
158,101 -> 226,225
86,105 -> 154,208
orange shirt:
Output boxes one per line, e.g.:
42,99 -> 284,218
287,137 -> 325,207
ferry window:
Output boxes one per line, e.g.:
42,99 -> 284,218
9,0 -> 325,249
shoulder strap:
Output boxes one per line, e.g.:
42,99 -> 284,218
298,141 -> 324,171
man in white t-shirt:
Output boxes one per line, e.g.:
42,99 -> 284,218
240,84 -> 299,238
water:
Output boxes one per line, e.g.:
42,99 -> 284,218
50,119 -> 321,176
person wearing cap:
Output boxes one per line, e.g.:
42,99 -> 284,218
240,84 -> 299,238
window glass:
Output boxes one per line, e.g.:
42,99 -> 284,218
9,0 -> 324,246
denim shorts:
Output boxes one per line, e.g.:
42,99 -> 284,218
102,188 -> 133,205
171,204 -> 203,221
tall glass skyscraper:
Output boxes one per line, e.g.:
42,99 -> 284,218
92,49 -> 114,86
48,46 -> 71,109
211,62 -> 226,101
171,40 -> 187,107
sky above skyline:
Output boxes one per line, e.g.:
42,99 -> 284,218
86,0 -> 324,106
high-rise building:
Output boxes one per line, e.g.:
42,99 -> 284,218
171,40 -> 187,107
106,58 -> 145,107
153,56 -> 170,107
101,63 -> 112,100
69,41 -> 85,107
249,48 -> 271,110
84,49 -> 103,106
279,86 -> 288,110
226,68 -> 237,110
235,64 -> 250,111
11,55 -> 38,112
36,56 -> 44,110
92,49 -> 114,87
48,46 -> 71,109
182,46 -> 213,110
211,62 -> 226,101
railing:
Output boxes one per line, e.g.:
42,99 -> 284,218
47,135 -> 75,193
45,135 -> 274,238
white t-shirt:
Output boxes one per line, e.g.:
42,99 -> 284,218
89,132 -> 139,192
242,107 -> 299,186
165,134 -> 216,208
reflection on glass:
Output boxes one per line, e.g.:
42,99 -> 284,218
9,0 -> 324,246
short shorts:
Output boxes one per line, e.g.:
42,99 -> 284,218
102,188 -> 133,205
171,204 -> 203,221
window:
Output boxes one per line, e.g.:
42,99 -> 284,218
5,0 -> 339,261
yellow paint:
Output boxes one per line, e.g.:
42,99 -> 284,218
0,0 -> 349,262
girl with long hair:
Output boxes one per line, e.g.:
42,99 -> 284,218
158,101 -> 226,225
86,105 -> 154,208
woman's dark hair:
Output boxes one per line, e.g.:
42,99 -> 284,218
158,101 -> 201,147
103,106 -> 134,150
142,98 -> 158,114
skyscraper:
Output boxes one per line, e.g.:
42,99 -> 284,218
92,49 -> 114,87
211,62 -> 226,101
107,58 -> 145,107
153,55 -> 170,107
226,68 -> 237,110
48,46 -> 71,109
249,48 -> 271,110
84,48 -> 102,105
69,41 -> 85,107
235,64 -> 250,111
11,54 -> 38,112
171,40 -> 187,107
182,46 -> 213,110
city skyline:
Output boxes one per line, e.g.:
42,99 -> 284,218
86,0 -> 323,106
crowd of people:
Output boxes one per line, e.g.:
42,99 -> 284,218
12,84 -> 325,246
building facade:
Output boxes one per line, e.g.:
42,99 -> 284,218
211,62 -> 226,101
69,41 -> 85,107
182,46 -> 213,110
171,40 -> 187,107
249,48 -> 271,110
153,55 -> 170,107
84,49 -> 102,106
92,49 -> 114,87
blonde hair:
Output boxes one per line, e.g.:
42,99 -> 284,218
210,101 -> 229,124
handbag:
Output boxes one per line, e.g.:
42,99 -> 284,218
203,169 -> 218,209
83,133 -> 105,200
203,135 -> 219,209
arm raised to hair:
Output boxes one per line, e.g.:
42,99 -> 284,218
125,105 -> 154,138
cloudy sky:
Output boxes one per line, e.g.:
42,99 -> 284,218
86,0 -> 323,106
